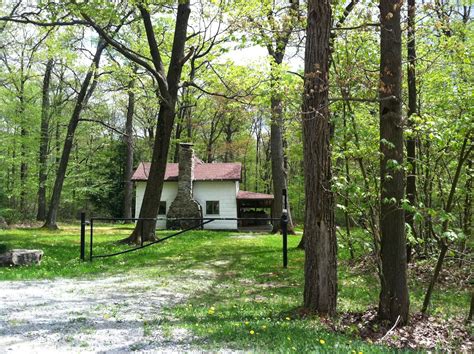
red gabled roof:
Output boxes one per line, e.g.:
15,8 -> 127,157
132,161 -> 242,181
237,190 -> 274,200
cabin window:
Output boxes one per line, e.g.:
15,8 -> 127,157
206,201 -> 220,215
158,201 -> 167,215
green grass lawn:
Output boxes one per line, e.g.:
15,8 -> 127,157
0,225 -> 470,352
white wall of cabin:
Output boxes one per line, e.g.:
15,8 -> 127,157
194,181 -> 238,230
134,180 -> 238,230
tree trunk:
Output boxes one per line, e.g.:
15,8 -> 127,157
19,82 -> 27,213
378,0 -> 409,325
223,121 -> 234,162
270,94 -> 294,233
458,158 -> 472,268
36,59 -> 54,221
123,78 -> 135,220
302,0 -> 337,316
122,1 -> 191,244
467,292 -> 473,323
122,104 -> 176,243
43,40 -> 106,229
421,136 -> 471,313
342,103 -> 355,259
405,0 -> 418,263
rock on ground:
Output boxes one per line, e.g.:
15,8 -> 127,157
0,249 -> 43,266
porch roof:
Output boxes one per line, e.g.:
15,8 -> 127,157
237,190 -> 274,200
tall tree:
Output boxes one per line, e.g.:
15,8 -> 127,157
83,2 -> 192,243
264,1 -> 299,233
36,58 -> 54,221
43,40 -> 107,229
405,0 -> 417,261
378,0 -> 409,325
302,0 -> 337,315
122,77 -> 135,220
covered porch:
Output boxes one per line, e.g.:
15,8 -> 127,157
237,190 -> 274,232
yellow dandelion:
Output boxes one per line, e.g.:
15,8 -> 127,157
285,317 -> 291,321
358,352 -> 363,354
245,321 -> 249,325
319,339 -> 325,345
249,330 -> 255,335
210,306 -> 215,311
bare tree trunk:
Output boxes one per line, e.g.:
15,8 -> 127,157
19,81 -> 27,213
378,0 -> 409,325
270,94 -> 294,233
265,1 -> 298,234
406,0 -> 418,263
302,0 -> 337,316
121,2 -> 191,244
43,40 -> 106,229
36,59 -> 54,221
123,78 -> 135,220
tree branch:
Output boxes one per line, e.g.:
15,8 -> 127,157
78,119 -> 127,136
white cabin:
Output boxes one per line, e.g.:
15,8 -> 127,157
132,147 -> 274,230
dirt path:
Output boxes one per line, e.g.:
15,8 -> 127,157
0,273 -> 211,353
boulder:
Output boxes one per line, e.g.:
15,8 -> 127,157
0,249 -> 43,266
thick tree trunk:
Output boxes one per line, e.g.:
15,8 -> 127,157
123,104 -> 176,243
36,59 -> 54,221
123,79 -> 135,220
302,0 -> 337,316
378,0 -> 409,325
406,0 -> 418,263
122,1 -> 191,244
43,41 -> 106,229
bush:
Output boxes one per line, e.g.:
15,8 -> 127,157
0,208 -> 22,224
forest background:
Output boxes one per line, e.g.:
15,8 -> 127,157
0,0 -> 471,276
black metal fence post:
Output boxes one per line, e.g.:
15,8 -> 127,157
89,218 -> 94,262
80,212 -> 86,261
282,189 -> 288,268
281,209 -> 288,269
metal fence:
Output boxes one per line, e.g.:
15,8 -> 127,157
80,213 -> 289,268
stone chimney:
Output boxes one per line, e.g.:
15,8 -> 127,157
166,143 -> 202,229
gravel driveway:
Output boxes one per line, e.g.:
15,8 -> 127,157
0,273 -> 211,353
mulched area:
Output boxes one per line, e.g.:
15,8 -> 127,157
318,256 -> 473,351
334,308 -> 472,352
